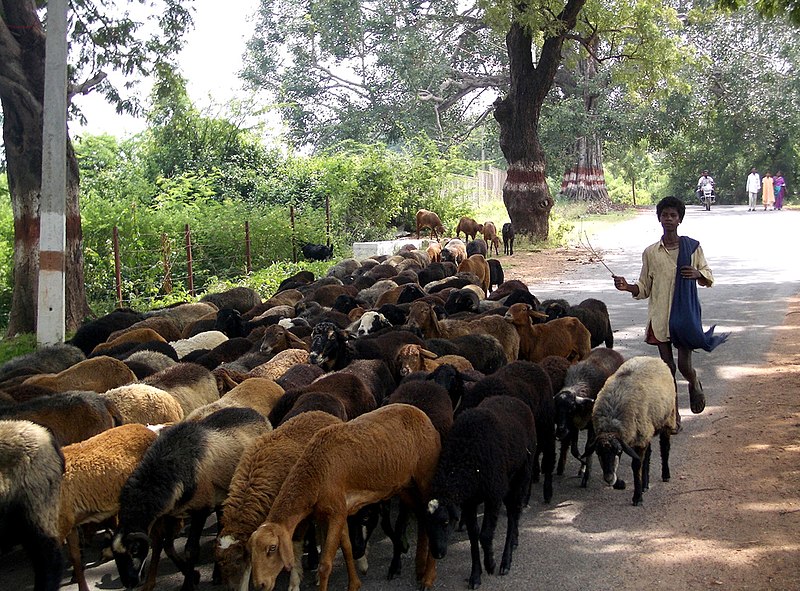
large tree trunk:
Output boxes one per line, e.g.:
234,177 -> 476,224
1,0 -> 91,336
560,134 -> 611,211
493,0 -> 587,241
560,37 -> 611,212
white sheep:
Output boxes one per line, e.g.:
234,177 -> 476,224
169,330 -> 229,359
589,356 -> 676,505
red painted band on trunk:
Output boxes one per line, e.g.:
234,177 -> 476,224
506,169 -> 546,184
39,250 -> 65,272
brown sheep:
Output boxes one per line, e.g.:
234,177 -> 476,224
22,356 -> 137,394
416,209 -> 446,240
100,384 -> 185,425
258,324 -> 310,358
426,241 -> 442,263
396,344 -> 475,377
247,404 -> 441,591
457,254 -> 490,295
59,424 -> 158,591
504,303 -> 591,363
248,349 -> 310,381
107,317 -> 182,343
143,362 -> 220,416
145,302 -> 219,334
185,377 -> 285,421
455,216 -> 483,241
406,300 -> 519,363
216,411 -> 344,591
90,328 -> 167,356
482,221 -> 501,257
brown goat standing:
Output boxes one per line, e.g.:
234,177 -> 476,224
416,209 -> 446,240
482,221 -> 501,257
504,303 -> 591,363
455,217 -> 483,241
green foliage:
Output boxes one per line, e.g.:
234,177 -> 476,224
0,333 -> 37,366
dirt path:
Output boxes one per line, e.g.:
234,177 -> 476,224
510,246 -> 800,590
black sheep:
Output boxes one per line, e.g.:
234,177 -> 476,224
275,363 -> 324,391
332,294 -> 360,315
301,243 -> 334,261
276,270 -> 315,292
417,262 -> 448,287
69,309 -> 144,356
190,338 -> 255,370
200,286 -> 262,314
502,222 -> 515,256
269,372 -> 375,425
444,288 -> 480,315
540,297 -> 614,348
466,239 -> 488,257
426,395 -> 535,589
424,333 -> 506,374
396,283 -> 426,304
460,361 -> 556,503
487,259 -> 505,293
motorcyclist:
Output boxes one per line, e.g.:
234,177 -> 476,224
696,170 -> 715,202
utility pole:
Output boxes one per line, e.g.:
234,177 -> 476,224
37,0 -> 68,345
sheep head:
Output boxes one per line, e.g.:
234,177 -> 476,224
216,533 -> 249,591
425,498 -> 460,560
248,523 -> 294,591
590,432 -> 638,490
309,322 -> 344,370
112,530 -> 152,590
504,303 -> 546,327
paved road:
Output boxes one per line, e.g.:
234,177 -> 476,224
3,205 -> 797,591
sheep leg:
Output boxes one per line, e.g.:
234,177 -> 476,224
642,443 -> 653,492
462,502 -> 483,589
631,446 -> 646,506
387,502 -> 411,580
300,520 -> 319,571
26,532 -> 63,591
178,510 -> 210,591
660,431 -> 671,482
413,506 -> 437,590
556,437 -> 570,476
289,538 -> 305,591
541,437 -> 556,503
479,499 -> 500,577
66,527 -> 90,591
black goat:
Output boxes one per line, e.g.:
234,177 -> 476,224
502,222 -> 515,256
301,243 -> 334,261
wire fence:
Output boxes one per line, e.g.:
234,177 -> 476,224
106,201 -> 333,309
443,167 -> 506,206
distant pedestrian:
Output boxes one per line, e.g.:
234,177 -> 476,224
762,171 -> 775,210
746,167 -> 761,211
773,171 -> 786,210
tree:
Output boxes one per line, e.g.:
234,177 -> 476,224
0,0 -> 192,335
491,1 -> 586,239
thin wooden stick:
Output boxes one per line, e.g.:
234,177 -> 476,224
581,231 -> 616,276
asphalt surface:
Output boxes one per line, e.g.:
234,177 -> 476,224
2,204 -> 797,591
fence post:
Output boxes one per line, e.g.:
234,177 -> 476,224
245,220 -> 252,274
113,226 -> 122,308
290,205 -> 297,263
325,194 -> 331,247
161,232 -> 173,294
185,223 -> 194,296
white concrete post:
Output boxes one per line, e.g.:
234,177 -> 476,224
37,0 -> 68,345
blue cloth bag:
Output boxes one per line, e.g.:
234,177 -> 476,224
668,236 -> 729,351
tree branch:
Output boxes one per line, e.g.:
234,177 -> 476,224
67,70 -> 107,101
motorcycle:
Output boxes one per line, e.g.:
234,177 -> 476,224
697,182 -> 715,211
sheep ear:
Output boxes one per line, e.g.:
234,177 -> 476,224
529,309 -> 548,321
621,441 -> 641,462
420,349 -> 438,359
575,396 -> 595,415
277,527 -> 294,572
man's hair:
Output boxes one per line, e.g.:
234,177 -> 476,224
656,196 -> 686,222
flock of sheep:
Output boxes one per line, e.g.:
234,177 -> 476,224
0,219 -> 679,591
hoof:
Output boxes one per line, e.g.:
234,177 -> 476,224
663,477 -> 670,482
613,480 -> 626,490
632,499 -> 643,506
